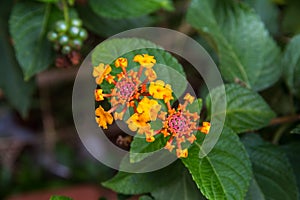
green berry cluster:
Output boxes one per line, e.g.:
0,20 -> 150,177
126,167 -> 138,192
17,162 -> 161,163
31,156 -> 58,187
47,18 -> 88,54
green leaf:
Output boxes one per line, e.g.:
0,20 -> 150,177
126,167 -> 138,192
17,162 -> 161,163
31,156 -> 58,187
89,0 -> 173,19
282,0 -> 300,35
49,195 -> 73,200
0,0 -> 35,117
186,98 -> 202,113
36,0 -> 59,3
245,179 -> 265,200
151,165 -> 206,200
102,161 -> 205,199
187,0 -> 281,91
102,161 -> 179,194
77,4 -> 155,37
92,38 -> 187,98
243,134 -> 299,200
243,0 -> 279,35
9,2 -> 54,80
139,196 -> 153,200
282,142 -> 300,195
206,84 -> 275,133
130,134 -> 167,163
182,127 -> 252,200
282,35 -> 300,98
291,124 -> 300,134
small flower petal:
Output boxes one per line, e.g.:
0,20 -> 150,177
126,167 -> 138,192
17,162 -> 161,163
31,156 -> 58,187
115,57 -> 128,68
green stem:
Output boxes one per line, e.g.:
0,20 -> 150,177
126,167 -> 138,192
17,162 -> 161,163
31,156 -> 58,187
272,124 -> 290,145
62,0 -> 69,25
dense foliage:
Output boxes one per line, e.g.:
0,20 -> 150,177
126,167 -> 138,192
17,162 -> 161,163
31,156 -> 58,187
1,0 -> 300,199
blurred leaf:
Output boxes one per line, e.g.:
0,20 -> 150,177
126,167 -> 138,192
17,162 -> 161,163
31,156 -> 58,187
291,124 -> 300,134
282,0 -> 300,35
207,84 -> 275,133
9,2 -> 54,80
282,35 -> 300,98
243,134 -> 298,200
245,179 -> 265,200
89,0 -> 173,19
182,127 -> 252,200
102,161 -> 204,200
187,0 -> 281,91
0,0 -> 35,116
50,196 -> 73,200
36,0 -> 59,3
139,196 -> 153,200
243,0 -> 279,35
281,142 -> 300,195
77,4 -> 155,37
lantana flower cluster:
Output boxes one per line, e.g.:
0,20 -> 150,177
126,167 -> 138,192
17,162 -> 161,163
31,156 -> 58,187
93,54 -> 210,158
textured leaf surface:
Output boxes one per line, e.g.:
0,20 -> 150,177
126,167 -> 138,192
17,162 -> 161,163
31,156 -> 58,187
0,0 -> 35,116
187,0 -> 281,91
151,165 -> 205,200
282,35 -> 300,98
282,142 -> 300,195
207,84 -> 275,133
78,5 -> 155,37
89,0 -> 173,19
9,2 -> 54,80
182,127 -> 252,200
243,0 -> 279,35
243,134 -> 298,200
130,134 -> 166,163
102,161 -> 204,200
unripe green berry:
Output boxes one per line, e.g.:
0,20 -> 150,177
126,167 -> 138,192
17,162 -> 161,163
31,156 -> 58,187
70,38 -> 82,49
61,45 -> 71,54
70,18 -> 82,27
68,26 -> 80,37
47,31 -> 58,41
55,20 -> 68,33
58,35 -> 69,45
78,28 -> 88,40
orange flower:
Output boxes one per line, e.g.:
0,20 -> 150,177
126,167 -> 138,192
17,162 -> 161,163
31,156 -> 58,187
199,122 -> 211,134
94,89 -> 104,101
145,69 -> 157,81
176,149 -> 188,158
114,112 -> 124,120
133,54 -> 156,68
149,80 -> 173,103
165,141 -> 175,152
95,106 -> 113,129
184,93 -> 195,104
115,57 -> 128,68
126,113 -> 149,132
136,97 -> 161,121
93,63 -> 112,84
